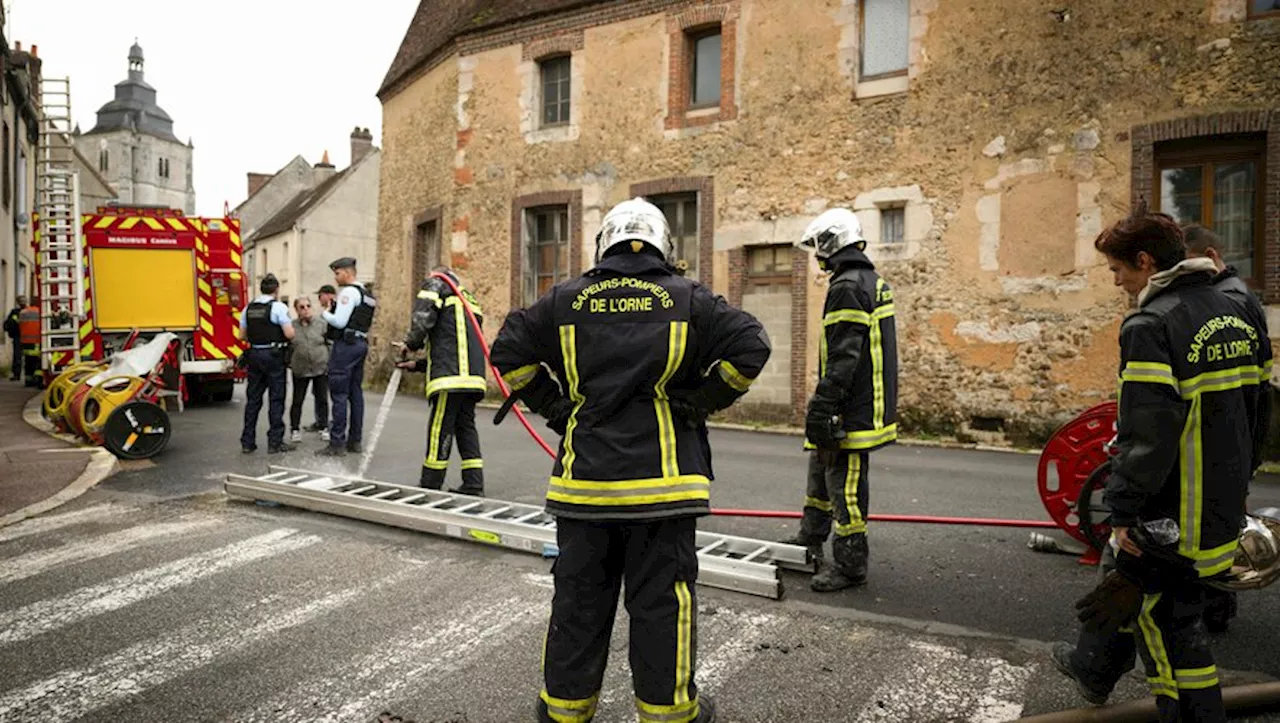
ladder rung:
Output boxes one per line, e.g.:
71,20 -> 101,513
739,546 -> 768,563
698,539 -> 726,556
449,501 -> 484,514
395,493 -> 427,505
476,506 -> 513,519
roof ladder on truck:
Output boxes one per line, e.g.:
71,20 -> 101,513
35,76 -> 84,376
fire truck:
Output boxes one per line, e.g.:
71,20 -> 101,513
33,204 -> 248,403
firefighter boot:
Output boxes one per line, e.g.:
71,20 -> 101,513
1204,590 -> 1237,634
778,533 -> 825,562
1050,642 -> 1110,706
535,698 -> 592,723
811,533 -> 867,592
694,694 -> 717,723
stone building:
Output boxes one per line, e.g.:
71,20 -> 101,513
240,129 -> 381,303
374,0 -> 1280,443
1,35 -> 40,374
74,42 -> 195,214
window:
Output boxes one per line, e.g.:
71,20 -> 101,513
690,29 -> 722,107
539,56 -> 572,127
282,242 -> 289,280
747,245 -> 792,287
525,206 -> 570,305
413,218 -> 441,285
261,248 -> 268,280
158,158 -> 170,179
651,194 -> 700,280
1156,135 -> 1265,284
880,206 -> 905,245
17,262 -> 27,297
2,122 -> 9,211
861,0 -> 910,80
1251,0 -> 1280,18
99,149 -> 109,172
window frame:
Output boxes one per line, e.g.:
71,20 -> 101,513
859,0 -> 911,83
649,192 -> 701,280
746,244 -> 793,287
412,214 -> 442,288
687,26 -> 723,110
1154,135 -> 1267,288
524,204 -> 572,307
879,204 -> 907,246
2,122 -> 9,211
538,54 -> 573,129
1249,0 -> 1280,19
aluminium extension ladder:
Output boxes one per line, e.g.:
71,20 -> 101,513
224,466 -> 815,599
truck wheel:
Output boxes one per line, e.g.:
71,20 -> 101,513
103,401 -> 172,460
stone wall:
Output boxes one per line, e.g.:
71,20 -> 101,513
376,0 -> 1280,443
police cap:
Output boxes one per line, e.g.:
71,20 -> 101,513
329,257 -> 358,271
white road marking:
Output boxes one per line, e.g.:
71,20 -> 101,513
0,504 -> 138,544
0,518 -> 224,584
0,573 -> 409,721
0,528 -> 318,646
856,640 -> 1035,723
241,595 -> 542,723
968,656 -> 1035,723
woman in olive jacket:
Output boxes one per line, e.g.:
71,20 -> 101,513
289,296 -> 331,441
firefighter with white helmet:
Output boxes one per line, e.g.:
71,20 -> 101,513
778,208 -> 899,592
491,197 -> 771,723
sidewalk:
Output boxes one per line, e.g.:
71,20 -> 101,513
0,382 -> 117,524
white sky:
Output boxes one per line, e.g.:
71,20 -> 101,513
9,0 -> 420,216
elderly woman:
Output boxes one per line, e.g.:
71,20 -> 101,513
289,296 -> 331,442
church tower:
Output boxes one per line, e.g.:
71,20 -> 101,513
74,41 -> 196,213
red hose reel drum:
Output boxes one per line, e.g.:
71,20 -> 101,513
1036,402 -> 1117,548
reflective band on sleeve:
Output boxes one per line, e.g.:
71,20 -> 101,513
717,360 -> 754,392
823,308 -> 871,326
1120,361 -> 1179,389
547,475 -> 710,507
417,289 -> 442,306
503,364 -> 541,392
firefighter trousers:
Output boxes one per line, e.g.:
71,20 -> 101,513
541,516 -> 703,723
796,450 -> 870,572
21,344 -> 40,385
241,348 -> 288,449
327,337 -> 367,447
1070,581 -> 1225,722
420,390 -> 483,492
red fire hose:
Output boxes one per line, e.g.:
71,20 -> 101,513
427,272 -> 1056,529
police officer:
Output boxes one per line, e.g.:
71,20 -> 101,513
319,257 -> 376,457
5,296 -> 26,382
1052,210 -> 1260,722
395,266 -> 488,495
239,274 -> 296,454
777,208 -> 898,592
17,299 -> 42,388
1182,223 -> 1273,634
491,198 -> 770,723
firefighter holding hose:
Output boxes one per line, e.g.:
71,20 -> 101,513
395,266 -> 488,496
1052,209 -> 1262,722
777,208 -> 898,592
491,197 -> 770,723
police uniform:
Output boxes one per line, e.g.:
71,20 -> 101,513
491,200 -> 770,723
17,306 -> 42,388
402,271 -> 487,493
322,258 -> 376,454
1061,259 -> 1261,722
239,292 -> 293,452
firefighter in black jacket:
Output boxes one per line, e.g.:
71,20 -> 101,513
1183,223 -> 1273,634
778,208 -> 898,592
395,266 -> 488,495
4,296 -> 24,382
1053,212 -> 1261,722
491,198 -> 770,723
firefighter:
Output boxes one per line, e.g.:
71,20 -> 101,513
394,266 -> 487,496
491,198 -> 770,723
17,300 -> 41,388
777,208 -> 898,592
1182,223 -> 1273,634
238,274 -> 296,454
319,257 -> 376,457
4,296 -> 25,382
1051,211 -> 1259,722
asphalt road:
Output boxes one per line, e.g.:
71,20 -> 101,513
3,383 -> 1280,722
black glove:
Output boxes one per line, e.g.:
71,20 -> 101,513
667,394 -> 708,431
805,394 -> 845,449
542,397 -> 575,436
1075,570 -> 1144,637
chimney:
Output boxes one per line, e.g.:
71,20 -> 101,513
30,45 -> 37,57
247,172 -> 272,198
13,42 -> 20,52
350,126 -> 374,166
313,150 -> 337,183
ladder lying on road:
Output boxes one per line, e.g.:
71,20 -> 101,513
225,466 -> 814,599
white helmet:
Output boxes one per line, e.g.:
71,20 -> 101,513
595,198 -> 673,264
798,208 -> 866,261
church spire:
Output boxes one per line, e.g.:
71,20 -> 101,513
128,39 -> 144,81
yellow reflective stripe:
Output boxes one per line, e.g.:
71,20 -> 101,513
199,298 -> 213,316
654,321 -> 688,479
143,217 -> 165,230
1178,365 -> 1259,399
1192,539 -> 1237,577
427,391 -> 448,464
1179,396 -> 1202,557
674,580 -> 693,705
805,423 -> 899,451
823,308 -> 870,326
502,364 -> 540,392
838,453 -> 866,536
1175,666 -> 1219,690
200,338 -> 226,359
873,303 -> 895,320
637,697 -> 699,723
200,318 -> 215,336
118,217 -> 141,230
198,279 -> 213,296
81,339 -> 97,357
452,299 -> 470,381
547,475 -> 710,506
94,216 -> 116,229
550,475 -> 710,491
870,296 -> 890,429
417,289 -> 442,305
804,495 -> 833,512
460,459 -> 484,470
166,218 -> 185,231
79,320 -> 93,337
423,460 -> 450,470
425,376 -> 487,397
540,690 -> 599,722
717,360 -> 754,392
559,325 -> 583,480
1137,594 -> 1177,701
1120,361 -> 1179,390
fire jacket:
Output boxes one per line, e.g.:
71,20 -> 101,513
403,274 -> 487,398
17,306 -> 40,346
804,247 -> 899,452
1104,261 -> 1263,579
1212,266 -> 1273,474
491,251 -> 771,521
4,306 -> 20,340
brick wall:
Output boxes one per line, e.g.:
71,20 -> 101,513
726,247 -> 746,307
789,248 -> 809,425
630,176 -> 715,282
664,2 -> 740,130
